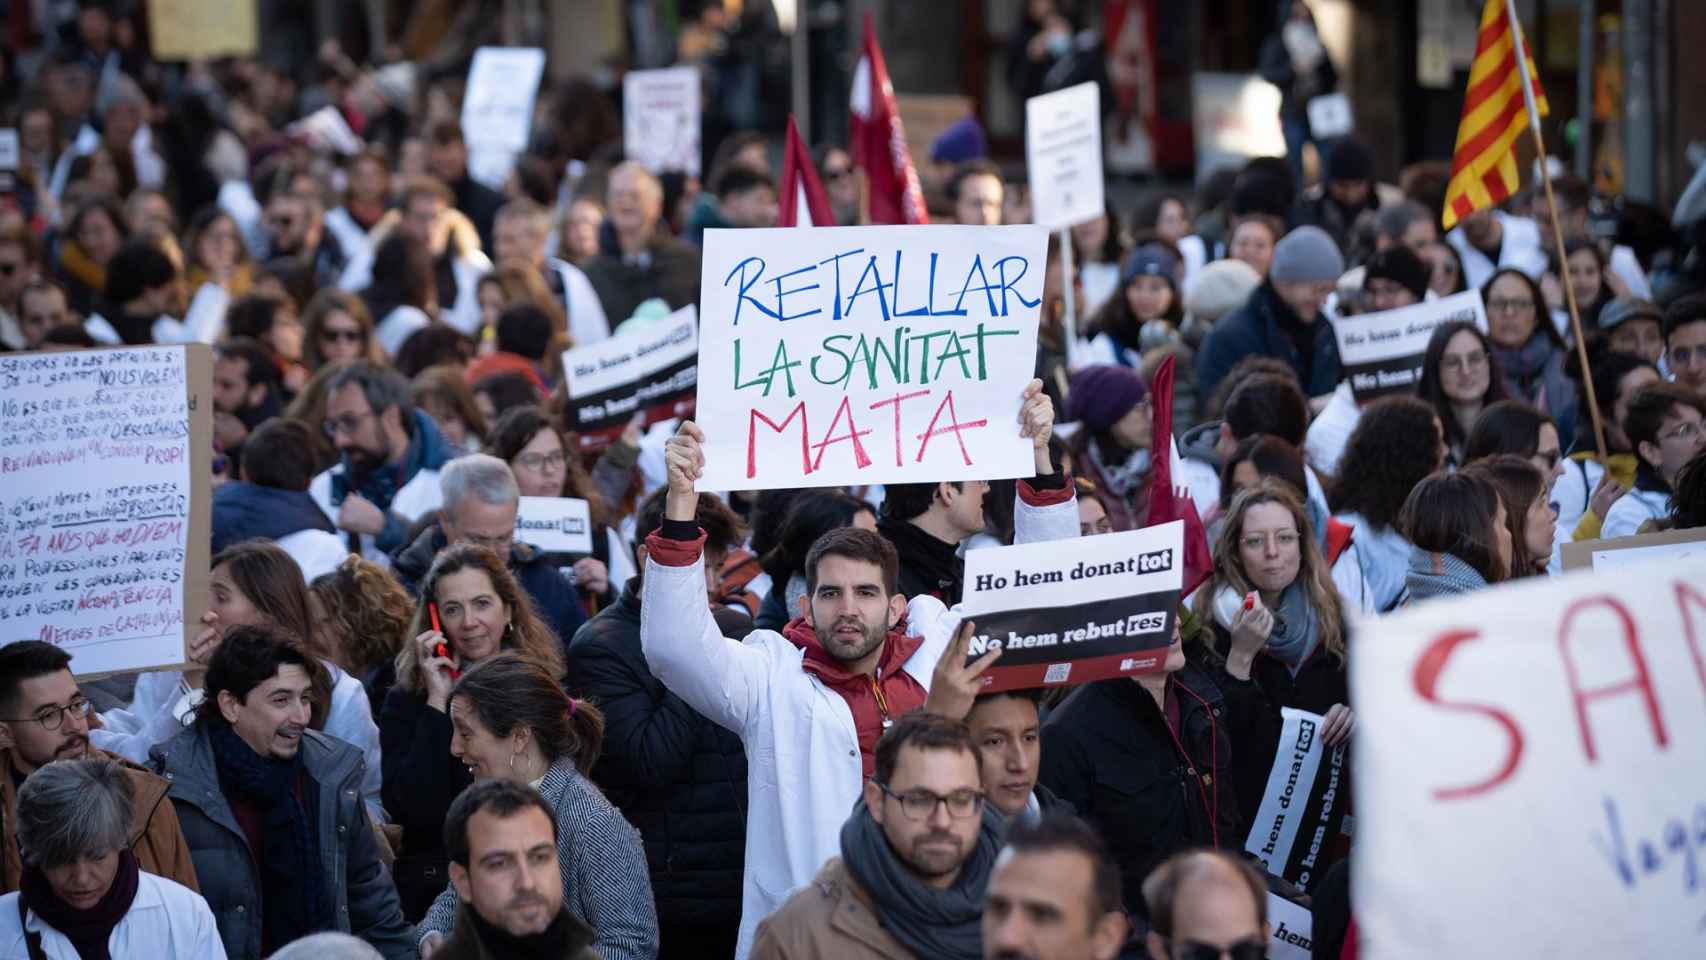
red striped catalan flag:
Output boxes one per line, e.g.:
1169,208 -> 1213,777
1441,0 -> 1549,229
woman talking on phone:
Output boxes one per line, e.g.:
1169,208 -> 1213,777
377,542 -> 565,920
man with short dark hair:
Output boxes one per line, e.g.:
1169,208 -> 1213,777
210,417 -> 344,579
150,627 -> 414,958
566,487 -> 750,959
0,641 -> 199,895
1180,371 -> 1313,513
310,362 -> 454,564
983,815 -> 1128,960
434,779 -> 599,959
1607,382 -> 1706,538
751,713 -> 1001,959
88,239 -> 180,345
962,689 -> 1069,823
1142,850 -> 1269,960
950,160 -> 1005,227
1665,293 -> 1706,393
641,380 -> 1076,956
715,167 -> 780,229
211,336 -> 284,451
15,279 -> 71,352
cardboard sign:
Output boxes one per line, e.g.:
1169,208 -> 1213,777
1266,893 -> 1315,960
461,47 -> 548,189
563,305 -> 698,451
695,224 -> 1046,492
1025,82 -> 1104,230
1333,290 -> 1486,402
1244,708 -> 1348,891
515,497 -> 594,555
959,521 -> 1182,692
1560,525 -> 1706,572
1351,559 -> 1706,958
624,66 -> 701,177
147,0 -> 257,60
0,346 -> 212,677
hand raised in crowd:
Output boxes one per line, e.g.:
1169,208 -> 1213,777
1589,469 -> 1627,521
1320,702 -> 1356,747
664,420 -> 706,522
416,629 -> 459,712
185,610 -> 223,689
1018,378 -> 1056,474
924,619 -> 999,720
573,557 -> 610,595
338,492 -> 386,537
1225,592 -> 1273,681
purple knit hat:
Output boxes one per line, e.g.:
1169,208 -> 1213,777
1067,364 -> 1148,433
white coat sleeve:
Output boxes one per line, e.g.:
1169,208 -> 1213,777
639,543 -> 770,736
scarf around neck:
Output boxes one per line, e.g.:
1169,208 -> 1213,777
1212,583 -> 1321,675
462,902 -> 595,960
209,723 -> 327,949
1089,437 -> 1151,499
1493,333 -> 1560,403
19,850 -> 139,960
839,797 -> 1000,960
1404,546 -> 1490,603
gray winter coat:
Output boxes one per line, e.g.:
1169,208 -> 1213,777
150,725 -> 415,960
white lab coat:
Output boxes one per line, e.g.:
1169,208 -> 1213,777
0,867 -> 226,959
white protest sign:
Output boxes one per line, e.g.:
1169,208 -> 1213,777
1560,526 -> 1706,572
960,521 -> 1181,692
0,346 -> 212,677
695,224 -> 1046,491
515,497 -> 593,555
1332,289 -> 1486,402
624,66 -> 701,177
1352,559 -> 1706,958
1266,893 -> 1314,960
1307,92 -> 1354,139
1025,82 -> 1103,230
1244,707 -> 1348,889
563,305 -> 698,451
0,130 -> 18,172
461,47 -> 547,189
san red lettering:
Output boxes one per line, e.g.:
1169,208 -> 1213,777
1557,595 -> 1667,763
1412,628 -> 1524,801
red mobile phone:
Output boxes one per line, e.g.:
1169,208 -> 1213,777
429,603 -> 461,679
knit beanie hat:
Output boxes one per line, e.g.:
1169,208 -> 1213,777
1185,259 -> 1263,326
1597,296 -> 1663,333
929,116 -> 989,165
1363,246 -> 1431,302
1121,243 -> 1180,289
1067,364 -> 1148,433
1270,226 -> 1345,284
1325,137 -> 1374,183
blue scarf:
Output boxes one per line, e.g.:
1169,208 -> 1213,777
1403,547 -> 1490,604
209,724 -> 327,949
330,409 -> 453,510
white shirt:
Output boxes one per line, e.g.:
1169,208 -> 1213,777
0,872 -> 226,959
1305,382 -> 1362,478
1447,211 -> 1550,291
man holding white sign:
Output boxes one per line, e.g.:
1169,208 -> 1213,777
639,384 -> 1075,957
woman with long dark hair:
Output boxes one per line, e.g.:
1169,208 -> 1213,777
1482,267 -> 1578,449
363,231 -> 437,357
1416,320 -> 1508,466
1400,471 -> 1512,603
1085,243 -> 1186,369
1328,396 -> 1448,612
413,655 -> 658,959
1463,455 -> 1555,579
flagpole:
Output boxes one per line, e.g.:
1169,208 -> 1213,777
1505,0 -> 1607,460
1058,227 -> 1079,371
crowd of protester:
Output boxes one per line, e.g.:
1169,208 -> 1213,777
3,3 -> 1706,960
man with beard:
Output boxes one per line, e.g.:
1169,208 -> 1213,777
751,713 -> 1001,960
433,779 -> 600,960
150,627 -> 413,959
0,641 -> 199,895
983,816 -> 1129,960
641,378 -> 1077,957
210,337 -> 284,453
309,361 -> 454,565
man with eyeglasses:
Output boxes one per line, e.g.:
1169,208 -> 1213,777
0,641 -> 200,895
310,362 -> 455,565
751,712 -> 1002,960
1141,850 -> 1269,960
1663,293 -> 1706,393
392,453 -> 587,650
1603,382 -> 1706,539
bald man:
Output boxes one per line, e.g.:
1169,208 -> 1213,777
582,161 -> 702,325
1142,850 -> 1269,960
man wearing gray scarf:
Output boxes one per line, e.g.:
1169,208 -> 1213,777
748,713 -> 1000,960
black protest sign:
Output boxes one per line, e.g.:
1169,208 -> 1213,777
1244,707 -> 1349,892
563,306 -> 699,451
960,521 -> 1183,692
1333,290 -> 1485,402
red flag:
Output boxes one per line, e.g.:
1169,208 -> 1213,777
778,115 -> 834,227
848,11 -> 929,225
1144,355 -> 1213,596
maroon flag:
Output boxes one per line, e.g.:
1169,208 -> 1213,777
1144,355 -> 1213,596
848,11 -> 929,225
777,115 -> 834,227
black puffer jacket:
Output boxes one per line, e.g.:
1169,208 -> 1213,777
565,580 -> 748,948
1039,667 -> 1242,934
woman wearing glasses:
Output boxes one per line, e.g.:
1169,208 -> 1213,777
1416,319 -> 1509,466
1482,267 -> 1579,450
1191,480 -> 1353,840
413,654 -> 657,960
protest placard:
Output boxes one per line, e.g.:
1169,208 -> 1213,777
1025,82 -> 1103,231
1243,707 -> 1348,891
0,346 -> 212,678
563,305 -> 698,451
0,130 -> 17,172
959,521 -> 1182,692
461,47 -> 548,189
1352,559 -> 1706,957
147,0 -> 257,60
515,497 -> 593,555
624,67 -> 701,177
694,224 -> 1046,491
1266,893 -> 1314,960
1332,290 -> 1486,402
1560,525 -> 1706,571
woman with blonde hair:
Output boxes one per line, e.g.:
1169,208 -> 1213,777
1191,478 -> 1353,831
309,554 -> 417,710
377,542 -> 565,919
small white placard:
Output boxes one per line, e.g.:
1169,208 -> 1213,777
515,497 -> 594,555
